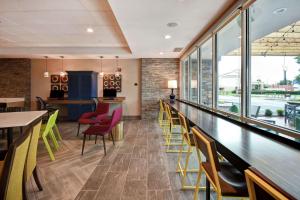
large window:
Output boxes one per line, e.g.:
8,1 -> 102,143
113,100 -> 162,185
183,59 -> 189,100
216,15 -> 242,114
189,51 -> 198,103
200,38 -> 213,107
248,0 -> 300,132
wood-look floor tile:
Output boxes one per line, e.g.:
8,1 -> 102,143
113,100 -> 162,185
147,165 -> 171,190
121,180 -> 147,200
95,171 -> 127,200
147,190 -> 173,200
109,153 -> 131,172
118,144 -> 134,154
132,145 -> 147,159
127,158 -> 147,180
75,190 -> 97,200
82,165 -> 110,190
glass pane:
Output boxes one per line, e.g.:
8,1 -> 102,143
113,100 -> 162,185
184,59 -> 189,100
249,0 -> 300,134
189,51 -> 198,103
216,15 -> 241,114
200,38 -> 213,107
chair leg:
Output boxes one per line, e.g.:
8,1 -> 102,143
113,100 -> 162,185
110,132 -> 115,145
82,134 -> 86,155
77,123 -> 81,136
22,176 -> 28,200
33,167 -> 43,191
95,135 -> 97,144
49,129 -> 59,150
42,136 -> 55,161
102,136 -> 106,156
54,124 -> 62,141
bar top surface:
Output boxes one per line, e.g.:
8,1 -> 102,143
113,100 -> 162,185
169,100 -> 300,199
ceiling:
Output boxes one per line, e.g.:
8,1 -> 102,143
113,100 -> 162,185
0,0 -> 234,58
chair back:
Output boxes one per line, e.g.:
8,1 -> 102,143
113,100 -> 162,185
25,120 -> 42,182
159,99 -> 165,112
178,112 -> 193,145
109,107 -> 122,131
42,113 -> 56,137
191,127 -> 221,190
95,102 -> 109,115
245,168 -> 296,200
0,128 -> 32,200
36,96 -> 46,110
164,102 -> 171,120
52,110 -> 59,125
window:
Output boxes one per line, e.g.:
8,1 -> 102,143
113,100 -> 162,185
248,0 -> 300,133
182,59 -> 189,100
200,38 -> 213,107
216,14 -> 242,114
189,51 -> 198,103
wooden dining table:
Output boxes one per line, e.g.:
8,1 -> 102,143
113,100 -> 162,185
167,100 -> 300,199
0,111 -> 47,148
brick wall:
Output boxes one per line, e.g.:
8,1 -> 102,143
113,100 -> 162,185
141,58 -> 179,119
0,59 -> 31,108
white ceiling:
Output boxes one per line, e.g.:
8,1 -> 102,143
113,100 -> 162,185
108,0 -> 234,58
0,0 -> 234,58
0,0 -> 130,58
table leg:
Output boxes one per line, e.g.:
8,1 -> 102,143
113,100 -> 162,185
7,127 -> 13,148
206,177 -> 210,200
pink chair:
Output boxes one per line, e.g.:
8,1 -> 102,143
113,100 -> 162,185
81,107 -> 122,155
77,102 -> 109,136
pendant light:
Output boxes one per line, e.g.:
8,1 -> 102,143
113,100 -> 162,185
43,56 -> 49,78
60,56 -> 66,77
115,56 -> 121,77
99,56 -> 104,78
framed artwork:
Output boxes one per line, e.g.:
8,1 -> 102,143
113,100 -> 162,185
61,75 -> 68,83
103,74 -> 122,92
51,84 -> 60,91
51,75 -> 60,83
61,84 -> 68,92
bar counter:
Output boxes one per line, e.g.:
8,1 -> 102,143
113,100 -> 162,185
167,100 -> 300,199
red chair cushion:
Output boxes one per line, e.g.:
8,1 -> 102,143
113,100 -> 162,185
83,125 -> 110,136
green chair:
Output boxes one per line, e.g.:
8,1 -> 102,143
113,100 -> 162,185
40,113 -> 59,161
52,110 -> 62,141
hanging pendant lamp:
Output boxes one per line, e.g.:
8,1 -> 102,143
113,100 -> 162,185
43,56 -> 49,78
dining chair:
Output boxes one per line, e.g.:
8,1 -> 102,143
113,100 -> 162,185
245,167 -> 296,200
40,113 -> 59,161
81,107 -> 122,156
52,110 -> 62,141
191,126 -> 248,200
24,120 -> 43,193
77,102 -> 109,136
0,127 -> 32,200
158,99 -> 167,128
164,102 -> 183,152
36,96 -> 57,120
177,112 -> 199,190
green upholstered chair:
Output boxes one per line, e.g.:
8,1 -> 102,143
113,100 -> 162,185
24,120 -> 43,192
40,113 -> 59,161
0,127 -> 32,200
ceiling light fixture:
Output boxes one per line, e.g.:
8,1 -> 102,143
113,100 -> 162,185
86,27 -> 94,33
43,56 -> 49,78
115,56 -> 121,77
167,22 -> 178,28
164,34 -> 172,39
160,52 -> 164,55
99,56 -> 104,78
273,7 -> 287,15
60,56 -> 67,77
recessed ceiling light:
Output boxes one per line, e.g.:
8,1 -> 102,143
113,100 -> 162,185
273,7 -> 287,15
86,28 -> 94,33
238,35 -> 242,39
160,52 -> 164,55
164,34 -> 172,39
167,22 -> 178,28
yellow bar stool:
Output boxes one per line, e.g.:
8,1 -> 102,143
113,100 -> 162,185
176,112 -> 201,190
164,102 -> 185,153
158,99 -> 169,135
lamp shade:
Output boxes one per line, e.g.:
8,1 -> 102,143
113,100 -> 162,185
191,80 -> 197,88
168,80 -> 177,89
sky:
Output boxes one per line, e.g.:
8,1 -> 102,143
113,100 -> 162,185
218,56 -> 300,88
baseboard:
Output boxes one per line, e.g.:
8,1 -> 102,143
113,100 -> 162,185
123,115 -> 142,120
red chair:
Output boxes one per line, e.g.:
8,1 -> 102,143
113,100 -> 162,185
77,102 -> 109,136
81,107 -> 122,155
